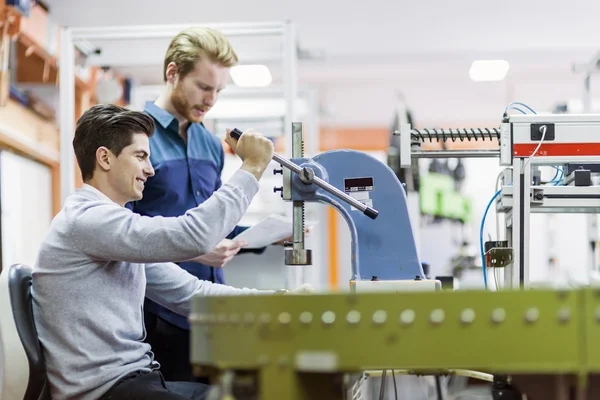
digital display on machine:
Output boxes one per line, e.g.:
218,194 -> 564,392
344,177 -> 374,192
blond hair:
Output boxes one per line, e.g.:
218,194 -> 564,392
163,27 -> 238,82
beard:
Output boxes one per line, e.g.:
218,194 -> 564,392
170,85 -> 206,123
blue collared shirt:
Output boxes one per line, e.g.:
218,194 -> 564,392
128,101 -> 261,330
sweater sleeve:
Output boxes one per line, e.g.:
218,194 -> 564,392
70,170 -> 259,263
144,262 -> 274,315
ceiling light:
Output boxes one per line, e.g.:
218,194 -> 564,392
469,60 -> 510,82
230,65 -> 272,88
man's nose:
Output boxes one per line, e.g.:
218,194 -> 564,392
204,91 -> 217,107
145,162 -> 155,177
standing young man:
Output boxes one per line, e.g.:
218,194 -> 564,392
31,104 -> 296,400
129,27 -> 283,381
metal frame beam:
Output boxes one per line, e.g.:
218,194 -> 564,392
59,21 -> 297,204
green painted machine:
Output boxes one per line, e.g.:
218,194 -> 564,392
190,288 -> 600,399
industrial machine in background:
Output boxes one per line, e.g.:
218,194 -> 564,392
190,112 -> 600,399
398,111 -> 600,290
231,124 -> 440,292
388,102 -> 476,287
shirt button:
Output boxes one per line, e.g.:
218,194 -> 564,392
195,190 -> 201,196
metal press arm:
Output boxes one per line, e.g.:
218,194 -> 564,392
230,128 -> 379,220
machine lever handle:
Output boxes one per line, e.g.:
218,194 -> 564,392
230,128 -> 379,220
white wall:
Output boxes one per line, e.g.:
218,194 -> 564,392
1,152 -> 53,270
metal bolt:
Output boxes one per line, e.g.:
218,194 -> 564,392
373,310 -> 387,325
257,355 -> 270,366
299,167 -> 315,184
461,308 -> 476,324
430,309 -> 445,325
525,307 -> 540,323
278,356 -> 289,367
322,311 -> 336,325
278,312 -> 292,325
346,310 -> 361,325
229,314 -> 240,325
299,312 -> 313,325
259,313 -> 272,324
557,306 -> 571,323
535,192 -> 544,201
244,313 -> 255,325
492,308 -> 506,324
400,309 -> 416,326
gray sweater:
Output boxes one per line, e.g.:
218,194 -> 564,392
32,169 -> 273,400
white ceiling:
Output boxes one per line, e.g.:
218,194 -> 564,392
44,0 -> 600,126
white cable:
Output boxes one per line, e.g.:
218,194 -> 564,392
523,126 -> 547,169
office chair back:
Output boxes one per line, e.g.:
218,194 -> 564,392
0,264 -> 50,400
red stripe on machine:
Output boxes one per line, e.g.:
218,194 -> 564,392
513,143 -> 600,157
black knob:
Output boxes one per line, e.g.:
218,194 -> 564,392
273,169 -> 283,175
364,207 -> 378,220
283,241 -> 293,247
535,192 -> 544,201
273,187 -> 283,193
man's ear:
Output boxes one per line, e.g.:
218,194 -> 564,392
165,62 -> 178,84
96,147 -> 112,172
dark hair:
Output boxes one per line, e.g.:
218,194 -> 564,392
73,104 -> 155,181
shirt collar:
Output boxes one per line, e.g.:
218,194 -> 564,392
144,101 -> 208,134
78,183 -> 118,204
144,101 -> 176,130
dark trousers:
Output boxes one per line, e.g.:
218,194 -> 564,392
145,312 -> 208,383
99,370 -> 210,400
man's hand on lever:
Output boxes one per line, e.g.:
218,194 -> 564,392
224,128 -> 314,294
225,128 -> 274,181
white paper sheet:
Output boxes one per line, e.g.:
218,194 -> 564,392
233,214 -> 317,249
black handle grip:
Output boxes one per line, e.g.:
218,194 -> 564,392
230,128 -> 243,140
364,207 -> 378,220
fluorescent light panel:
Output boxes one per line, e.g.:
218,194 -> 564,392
469,60 -> 510,82
230,65 -> 272,88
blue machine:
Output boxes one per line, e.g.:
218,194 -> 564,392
289,151 -> 424,281
231,124 -> 425,286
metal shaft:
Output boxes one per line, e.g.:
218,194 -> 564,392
230,128 -> 378,219
411,150 -> 500,159
270,154 -> 375,214
291,122 -> 305,252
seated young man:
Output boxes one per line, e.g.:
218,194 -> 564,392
31,104 -> 302,400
